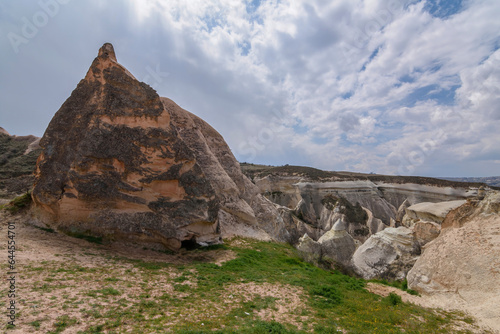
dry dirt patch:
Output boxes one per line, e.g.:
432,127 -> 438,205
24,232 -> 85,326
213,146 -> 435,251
224,282 -> 310,329
0,212 -> 237,333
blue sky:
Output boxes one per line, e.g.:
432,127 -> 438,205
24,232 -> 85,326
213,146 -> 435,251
1,0 -> 499,177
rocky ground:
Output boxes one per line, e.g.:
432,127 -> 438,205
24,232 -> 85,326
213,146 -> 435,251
1,209 -> 496,333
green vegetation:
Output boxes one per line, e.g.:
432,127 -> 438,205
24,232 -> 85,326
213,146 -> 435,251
385,293 -> 403,306
1,191 -> 32,213
12,238 -> 486,333
34,226 -> 56,233
64,231 -> 104,245
49,315 -> 79,334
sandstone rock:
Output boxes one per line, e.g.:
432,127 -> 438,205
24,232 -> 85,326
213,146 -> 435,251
296,234 -> 322,264
396,199 -> 411,225
407,191 -> 500,331
441,200 -> 477,229
365,207 -> 386,235
253,175 -> 302,209
31,43 -> 300,250
403,200 -> 466,227
317,219 -> 356,268
352,227 -> 420,280
476,190 -> 500,215
24,137 -> 41,155
412,221 -> 440,246
0,127 -> 10,135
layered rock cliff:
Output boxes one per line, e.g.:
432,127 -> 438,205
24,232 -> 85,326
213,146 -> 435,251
243,165 -> 482,242
31,43 -> 307,250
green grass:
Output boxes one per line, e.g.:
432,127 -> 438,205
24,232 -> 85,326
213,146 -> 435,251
34,226 -> 56,233
1,191 -> 32,214
48,315 -> 78,334
15,238 -> 487,333
64,231 -> 103,244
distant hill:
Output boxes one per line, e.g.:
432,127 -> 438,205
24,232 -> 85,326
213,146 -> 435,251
438,176 -> 500,188
240,163 -> 493,189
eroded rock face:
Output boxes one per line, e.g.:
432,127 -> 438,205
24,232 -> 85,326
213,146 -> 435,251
407,191 -> 500,331
296,234 -> 322,264
296,219 -> 356,270
317,219 -> 356,268
402,200 -> 466,227
31,43 -> 294,250
351,227 -> 420,280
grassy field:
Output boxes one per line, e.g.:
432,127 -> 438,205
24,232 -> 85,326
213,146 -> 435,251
0,216 -> 487,333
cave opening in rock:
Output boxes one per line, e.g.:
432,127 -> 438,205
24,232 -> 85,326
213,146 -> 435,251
181,237 -> 199,250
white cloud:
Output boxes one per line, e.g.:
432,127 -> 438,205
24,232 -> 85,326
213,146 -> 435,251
1,0 -> 499,176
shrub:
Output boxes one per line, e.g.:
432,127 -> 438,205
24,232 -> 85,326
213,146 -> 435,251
385,292 -> 402,306
2,191 -> 32,214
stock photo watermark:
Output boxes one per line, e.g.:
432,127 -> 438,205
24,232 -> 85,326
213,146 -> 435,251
7,0 -> 73,54
142,64 -> 170,90
238,109 -> 287,161
342,0 -> 406,62
394,109 -> 465,175
7,220 -> 17,328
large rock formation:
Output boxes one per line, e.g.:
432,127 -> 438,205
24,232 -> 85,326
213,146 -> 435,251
317,219 -> 356,268
296,218 -> 356,270
402,200 -> 466,227
248,170 -> 480,229
31,43 -> 302,250
407,191 -> 500,331
351,227 -> 421,280
402,199 -> 467,246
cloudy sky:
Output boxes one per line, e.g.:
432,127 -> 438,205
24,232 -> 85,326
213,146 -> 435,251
1,0 -> 499,177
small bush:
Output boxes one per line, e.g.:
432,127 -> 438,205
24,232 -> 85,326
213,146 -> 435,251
251,320 -> 294,334
3,191 -> 32,214
385,292 -> 402,306
310,285 -> 343,308
34,226 -> 56,233
407,289 -> 419,296
65,231 -> 103,244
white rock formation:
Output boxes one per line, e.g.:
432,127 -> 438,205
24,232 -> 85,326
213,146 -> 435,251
403,200 -> 466,227
296,233 -> 322,264
396,199 -> 411,225
317,219 -> 356,268
352,227 -> 420,280
365,207 -> 386,235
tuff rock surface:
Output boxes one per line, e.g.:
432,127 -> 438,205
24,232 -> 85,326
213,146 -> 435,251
296,218 -> 356,270
407,191 -> 500,331
317,219 -> 356,268
31,43 -> 301,250
402,200 -> 466,227
351,227 -> 420,280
